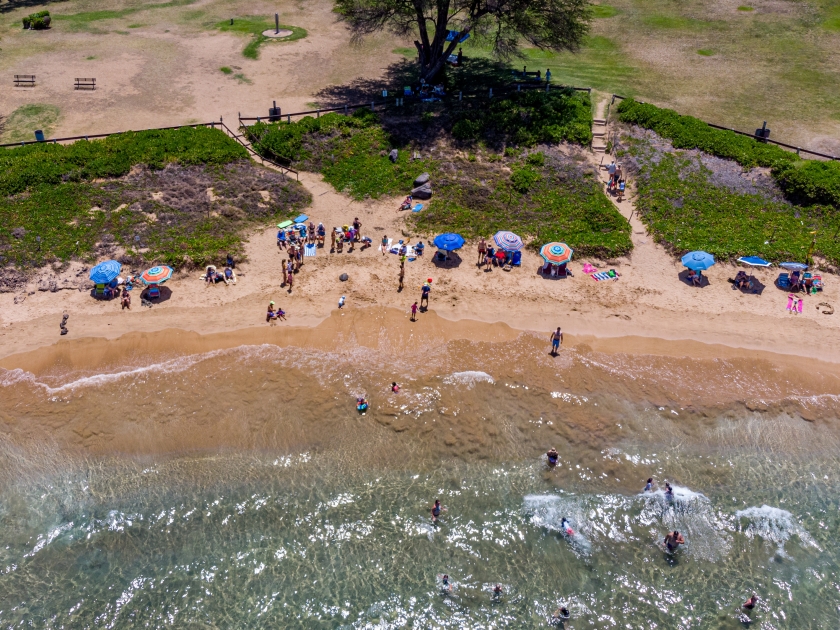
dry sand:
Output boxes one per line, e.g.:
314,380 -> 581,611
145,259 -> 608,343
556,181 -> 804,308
1,166 -> 838,366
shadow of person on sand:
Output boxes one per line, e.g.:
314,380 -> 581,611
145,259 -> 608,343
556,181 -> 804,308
678,269 -> 710,288
432,251 -> 462,269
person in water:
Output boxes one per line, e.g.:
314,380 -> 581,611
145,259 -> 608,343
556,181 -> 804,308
546,448 -> 559,466
560,517 -> 573,535
391,382 -> 400,393
664,482 -> 674,499
742,594 -> 758,610
357,396 -> 368,410
440,574 -> 452,592
664,530 -> 685,551
552,606 -> 570,621
493,584 -> 503,599
431,499 -> 446,523
644,478 -> 653,492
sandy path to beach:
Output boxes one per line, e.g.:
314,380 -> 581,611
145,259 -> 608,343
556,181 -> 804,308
2,165 -> 839,363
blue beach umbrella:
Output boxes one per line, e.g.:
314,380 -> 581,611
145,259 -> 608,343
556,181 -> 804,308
493,231 -> 524,252
681,251 -> 715,271
780,262 -> 808,271
737,256 -> 772,267
89,260 -> 122,284
433,233 -> 465,251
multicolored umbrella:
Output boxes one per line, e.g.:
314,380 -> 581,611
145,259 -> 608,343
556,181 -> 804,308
493,231 -> 524,252
433,233 -> 465,251
681,251 -> 715,271
539,242 -> 573,266
89,260 -> 122,284
140,265 -> 174,285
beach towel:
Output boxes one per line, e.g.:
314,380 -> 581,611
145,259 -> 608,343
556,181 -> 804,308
786,295 -> 794,312
582,263 -> 596,274
390,243 -> 417,260
797,298 -> 804,314
304,244 -> 316,257
412,204 -> 424,213
293,214 -> 308,224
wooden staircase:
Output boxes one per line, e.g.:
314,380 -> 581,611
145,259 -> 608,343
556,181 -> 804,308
592,117 -> 607,154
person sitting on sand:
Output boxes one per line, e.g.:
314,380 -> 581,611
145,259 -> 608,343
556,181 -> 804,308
317,223 -> 326,245
399,195 -> 413,211
664,530 -> 685,551
734,270 -> 749,290
266,301 -> 277,322
687,269 -> 702,287
205,266 -> 215,285
415,241 -> 424,256
121,288 -> 131,310
547,447 -> 559,466
277,229 -> 287,249
224,266 -> 234,284
742,594 -> 758,610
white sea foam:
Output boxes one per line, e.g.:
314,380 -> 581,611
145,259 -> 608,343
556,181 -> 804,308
442,371 -> 494,388
523,495 -> 591,554
735,505 -> 819,555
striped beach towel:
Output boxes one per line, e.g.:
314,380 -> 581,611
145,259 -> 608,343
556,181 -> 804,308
304,244 -> 316,257
592,271 -> 618,281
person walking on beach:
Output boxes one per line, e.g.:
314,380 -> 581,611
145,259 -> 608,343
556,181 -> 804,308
281,259 -> 288,286
398,264 -> 405,291
550,327 -> 563,355
381,234 -> 389,256
420,279 -> 431,309
607,160 -> 616,188
477,237 -> 487,265
353,217 -> 362,241
410,301 -> 418,321
330,228 -> 337,252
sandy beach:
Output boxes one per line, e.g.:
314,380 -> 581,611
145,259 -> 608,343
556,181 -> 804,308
2,164 -> 839,366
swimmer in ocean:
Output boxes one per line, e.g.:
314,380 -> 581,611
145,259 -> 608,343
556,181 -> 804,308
546,448 -> 559,467
644,478 -> 653,492
431,499 -> 446,523
357,397 -> 369,411
552,606 -> 571,622
664,530 -> 685,552
742,594 -> 758,610
440,574 -> 452,593
391,382 -> 400,393
493,584 -> 503,599
664,482 -> 674,499
560,517 -> 574,536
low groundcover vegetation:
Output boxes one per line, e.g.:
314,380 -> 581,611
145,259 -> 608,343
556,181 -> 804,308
246,93 -> 631,258
0,127 -> 309,275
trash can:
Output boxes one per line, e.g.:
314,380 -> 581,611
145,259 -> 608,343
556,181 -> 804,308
268,100 -> 281,122
34,129 -> 45,142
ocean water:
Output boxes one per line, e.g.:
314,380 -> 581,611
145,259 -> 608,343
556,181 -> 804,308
1,328 -> 840,628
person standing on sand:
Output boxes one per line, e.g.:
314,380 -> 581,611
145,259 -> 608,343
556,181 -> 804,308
478,237 -> 487,265
607,160 -> 616,187
381,234 -> 389,256
398,264 -> 405,291
410,301 -> 418,321
353,217 -> 362,241
420,280 -> 431,308
550,327 -> 563,355
330,228 -> 337,251
121,288 -> 131,310
282,260 -> 288,286
287,268 -> 294,293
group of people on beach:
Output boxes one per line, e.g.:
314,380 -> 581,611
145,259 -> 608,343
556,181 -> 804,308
476,237 -> 520,270
330,217 -> 373,253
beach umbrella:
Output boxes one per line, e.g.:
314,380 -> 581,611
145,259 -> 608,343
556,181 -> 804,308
139,265 -> 174,285
780,262 -> 808,271
89,260 -> 122,284
681,251 -> 715,271
433,233 -> 465,251
737,256 -> 772,267
493,231 -> 524,251
539,242 -> 573,266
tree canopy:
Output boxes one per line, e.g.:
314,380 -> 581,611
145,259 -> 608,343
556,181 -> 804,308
334,0 -> 592,81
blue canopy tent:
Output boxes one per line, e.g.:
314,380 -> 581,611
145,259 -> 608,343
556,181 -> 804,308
445,30 -> 470,43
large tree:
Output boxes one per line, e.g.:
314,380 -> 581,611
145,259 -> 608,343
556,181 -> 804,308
334,0 -> 592,82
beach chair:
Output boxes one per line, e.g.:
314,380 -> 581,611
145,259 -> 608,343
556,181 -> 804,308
776,273 -> 791,289
147,284 -> 160,299
94,283 -> 107,297
511,251 -> 522,267
404,86 -> 413,96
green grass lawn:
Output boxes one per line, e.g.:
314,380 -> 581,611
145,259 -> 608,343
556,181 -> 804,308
55,0 -> 196,31
214,17 -> 306,59
0,104 -> 61,144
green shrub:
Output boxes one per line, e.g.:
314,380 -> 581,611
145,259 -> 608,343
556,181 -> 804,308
616,98 -> 796,169
617,98 -> 840,209
23,10 -> 51,29
449,88 -> 593,147
627,138 -> 840,264
772,160 -> 840,208
0,126 -> 248,196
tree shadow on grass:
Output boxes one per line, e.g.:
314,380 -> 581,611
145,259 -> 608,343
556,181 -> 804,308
0,0 -> 64,14
313,57 -> 519,108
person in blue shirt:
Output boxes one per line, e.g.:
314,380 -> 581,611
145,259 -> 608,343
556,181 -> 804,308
277,230 -> 287,249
